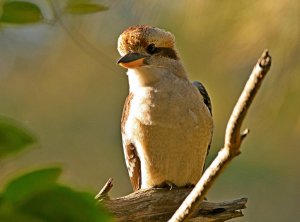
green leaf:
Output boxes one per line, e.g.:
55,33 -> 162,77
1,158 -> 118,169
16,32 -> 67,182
19,185 -> 113,222
0,211 -> 45,222
0,1 -> 43,24
0,117 -> 36,159
65,3 -> 108,14
4,167 -> 62,204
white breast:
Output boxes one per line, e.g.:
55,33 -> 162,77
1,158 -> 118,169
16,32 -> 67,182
123,67 -> 213,188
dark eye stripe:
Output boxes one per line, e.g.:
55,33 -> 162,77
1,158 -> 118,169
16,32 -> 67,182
156,47 -> 178,60
146,43 -> 157,54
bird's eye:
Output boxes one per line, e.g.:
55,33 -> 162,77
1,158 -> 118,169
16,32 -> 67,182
146,43 -> 157,54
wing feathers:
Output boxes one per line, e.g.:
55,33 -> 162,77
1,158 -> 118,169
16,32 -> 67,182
193,81 -> 212,115
121,93 -> 142,191
124,143 -> 141,191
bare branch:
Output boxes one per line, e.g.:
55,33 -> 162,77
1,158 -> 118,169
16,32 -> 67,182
225,49 -> 271,151
168,50 -> 272,222
100,186 -> 247,222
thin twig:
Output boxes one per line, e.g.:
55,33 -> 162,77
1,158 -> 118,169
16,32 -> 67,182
168,50 -> 272,222
95,178 -> 113,200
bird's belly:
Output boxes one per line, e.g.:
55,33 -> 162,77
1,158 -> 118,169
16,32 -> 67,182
125,89 -> 213,188
139,124 -> 210,188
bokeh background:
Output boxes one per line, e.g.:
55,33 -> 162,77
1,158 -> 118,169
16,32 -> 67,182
0,0 -> 299,221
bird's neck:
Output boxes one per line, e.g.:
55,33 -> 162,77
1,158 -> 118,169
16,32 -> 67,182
127,67 -> 161,91
127,64 -> 187,92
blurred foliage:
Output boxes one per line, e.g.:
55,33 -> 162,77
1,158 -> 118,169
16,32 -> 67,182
0,1 -> 43,24
0,0 -> 299,222
0,117 -> 112,221
0,2 -> 112,221
0,0 -> 108,24
0,116 -> 35,158
65,3 -> 108,14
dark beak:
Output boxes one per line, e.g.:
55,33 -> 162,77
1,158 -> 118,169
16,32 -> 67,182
117,53 -> 148,68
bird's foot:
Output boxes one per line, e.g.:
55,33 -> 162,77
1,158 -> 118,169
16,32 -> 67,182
153,181 -> 177,190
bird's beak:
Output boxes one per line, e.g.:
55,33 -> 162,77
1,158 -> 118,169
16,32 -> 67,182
117,53 -> 148,69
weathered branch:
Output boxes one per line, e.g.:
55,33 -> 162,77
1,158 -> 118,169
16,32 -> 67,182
168,50 -> 272,222
100,184 -> 247,222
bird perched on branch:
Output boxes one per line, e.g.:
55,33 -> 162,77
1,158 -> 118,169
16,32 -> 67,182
117,25 -> 213,191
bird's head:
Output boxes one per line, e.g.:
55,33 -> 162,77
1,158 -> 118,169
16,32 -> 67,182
117,25 -> 186,81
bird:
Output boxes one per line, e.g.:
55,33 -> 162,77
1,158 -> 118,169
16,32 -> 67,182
117,25 -> 213,191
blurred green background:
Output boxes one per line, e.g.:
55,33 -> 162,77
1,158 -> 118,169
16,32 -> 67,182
0,0 -> 299,221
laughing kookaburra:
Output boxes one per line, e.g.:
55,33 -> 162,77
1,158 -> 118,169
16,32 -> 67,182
117,25 -> 213,191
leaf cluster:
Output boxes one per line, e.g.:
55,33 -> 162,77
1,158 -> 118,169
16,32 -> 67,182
0,1 -> 112,220
0,0 -> 107,25
0,116 -> 112,221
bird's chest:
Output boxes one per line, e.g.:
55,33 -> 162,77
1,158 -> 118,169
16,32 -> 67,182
127,86 -> 200,128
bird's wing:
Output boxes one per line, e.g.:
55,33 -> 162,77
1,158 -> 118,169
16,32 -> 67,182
193,81 -> 212,115
121,93 -> 141,191
123,142 -> 141,191
193,81 -> 213,164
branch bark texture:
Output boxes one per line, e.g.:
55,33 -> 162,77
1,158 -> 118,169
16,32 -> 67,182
100,187 -> 247,222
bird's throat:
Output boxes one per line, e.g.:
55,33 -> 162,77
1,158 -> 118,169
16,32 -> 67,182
127,67 -> 163,91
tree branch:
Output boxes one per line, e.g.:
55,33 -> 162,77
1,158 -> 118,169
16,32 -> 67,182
168,50 -> 272,222
99,184 -> 247,222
